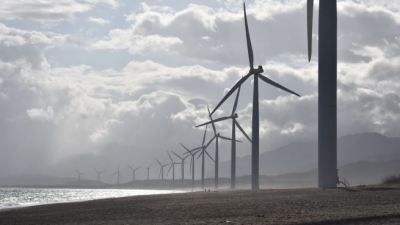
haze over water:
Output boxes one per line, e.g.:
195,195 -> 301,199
0,188 -> 182,209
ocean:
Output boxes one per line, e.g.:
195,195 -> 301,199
0,188 -> 182,209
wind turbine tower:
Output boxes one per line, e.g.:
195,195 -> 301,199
307,0 -> 338,188
75,169 -> 85,187
112,164 -> 122,185
171,150 -> 189,189
155,158 -> 171,189
167,151 -> 181,187
93,168 -> 105,185
210,3 -> 300,190
127,165 -> 141,182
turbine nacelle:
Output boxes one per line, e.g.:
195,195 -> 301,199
250,65 -> 264,74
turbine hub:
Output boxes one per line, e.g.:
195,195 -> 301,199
253,65 -> 264,74
234,113 -> 238,118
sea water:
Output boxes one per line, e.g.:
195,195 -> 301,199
0,188 -> 182,209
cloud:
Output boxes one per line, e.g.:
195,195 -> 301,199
27,107 -> 54,122
88,17 -> 111,25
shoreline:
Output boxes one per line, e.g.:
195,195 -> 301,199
0,188 -> 185,211
1,187 -> 400,224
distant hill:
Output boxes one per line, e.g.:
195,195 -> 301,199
216,132 -> 400,177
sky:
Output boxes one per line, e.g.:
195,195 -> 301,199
0,0 -> 399,181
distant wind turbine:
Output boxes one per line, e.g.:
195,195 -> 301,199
146,161 -> 155,181
206,105 -> 240,189
75,169 -> 85,187
166,151 -> 181,187
307,0 -> 338,188
112,164 -> 122,185
192,125 -> 215,189
155,158 -> 171,189
210,2 -> 300,190
171,150 -> 190,189
181,143 -> 200,191
93,168 -> 105,185
197,86 -> 251,189
127,165 -> 141,182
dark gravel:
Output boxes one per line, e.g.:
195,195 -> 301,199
1,187 -> 400,224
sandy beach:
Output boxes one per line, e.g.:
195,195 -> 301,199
1,187 -> 400,224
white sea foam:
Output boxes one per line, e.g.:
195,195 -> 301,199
0,188 -> 182,209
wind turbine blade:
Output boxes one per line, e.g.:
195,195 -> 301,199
258,74 -> 300,97
196,116 -> 231,128
149,161 -> 155,168
244,2 -> 254,69
75,169 -> 80,174
202,125 -> 208,146
235,120 -> 252,143
205,136 -> 216,149
218,135 -> 242,143
127,165 -> 134,171
93,168 -> 99,173
197,151 -> 204,160
204,150 -> 215,162
167,151 -> 173,163
154,158 -> 162,166
180,143 -> 191,153
171,150 -> 183,160
207,106 -> 217,136
134,166 -> 141,171
183,154 -> 190,160
167,164 -> 173,176
232,85 -> 241,114
112,172 -> 117,175
307,0 -> 314,62
211,74 -> 251,115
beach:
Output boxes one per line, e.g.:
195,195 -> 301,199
0,187 -> 399,224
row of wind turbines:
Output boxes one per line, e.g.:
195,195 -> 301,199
75,0 -> 338,190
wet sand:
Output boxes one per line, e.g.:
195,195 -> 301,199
1,187 -> 400,224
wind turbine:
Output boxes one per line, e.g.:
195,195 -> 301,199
181,143 -> 201,191
210,3 -> 300,190
146,161 -> 155,181
193,125 -> 215,189
155,158 -> 171,189
171,150 -> 190,189
112,164 -> 122,185
207,105 -> 240,189
197,86 -> 252,189
93,168 -> 105,185
307,0 -> 337,188
74,169 -> 85,187
166,151 -> 181,187
127,165 -> 141,182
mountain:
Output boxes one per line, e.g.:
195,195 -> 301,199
216,132 -> 400,177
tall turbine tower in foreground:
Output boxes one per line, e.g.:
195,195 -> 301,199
307,0 -> 337,188
211,3 -> 300,190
